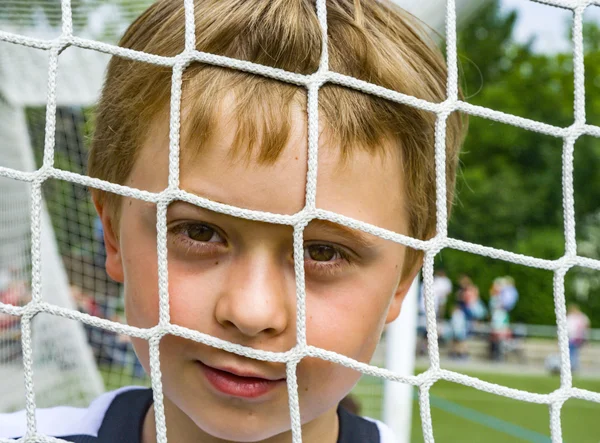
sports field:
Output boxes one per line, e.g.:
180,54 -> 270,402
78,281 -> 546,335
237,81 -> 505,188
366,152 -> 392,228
355,369 -> 600,443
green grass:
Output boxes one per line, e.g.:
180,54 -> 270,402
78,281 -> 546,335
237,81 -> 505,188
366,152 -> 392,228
352,370 -> 600,443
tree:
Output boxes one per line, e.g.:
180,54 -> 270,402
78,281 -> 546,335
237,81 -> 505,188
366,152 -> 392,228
439,1 -> 600,326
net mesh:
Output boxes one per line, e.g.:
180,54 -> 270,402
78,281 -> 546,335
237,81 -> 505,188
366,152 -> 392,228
1,0 -> 600,442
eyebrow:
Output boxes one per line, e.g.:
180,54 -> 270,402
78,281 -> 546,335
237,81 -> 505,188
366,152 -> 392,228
168,201 -> 376,249
307,220 -> 376,250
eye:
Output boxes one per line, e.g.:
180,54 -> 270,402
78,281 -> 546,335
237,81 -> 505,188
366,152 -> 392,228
305,244 -> 339,262
168,222 -> 226,255
302,243 -> 354,278
185,223 -> 221,243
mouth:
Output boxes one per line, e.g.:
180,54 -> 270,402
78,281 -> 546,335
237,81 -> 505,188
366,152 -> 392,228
198,361 -> 286,399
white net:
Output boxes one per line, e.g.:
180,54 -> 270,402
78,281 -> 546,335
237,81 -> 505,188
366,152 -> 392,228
0,0 -> 599,442
0,97 -> 104,410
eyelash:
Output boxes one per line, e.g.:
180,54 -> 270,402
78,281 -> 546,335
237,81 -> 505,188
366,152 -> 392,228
168,222 -> 227,257
167,222 -> 355,275
303,243 -> 353,276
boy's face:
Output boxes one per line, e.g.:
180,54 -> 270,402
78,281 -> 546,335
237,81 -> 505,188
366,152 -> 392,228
98,101 -> 415,442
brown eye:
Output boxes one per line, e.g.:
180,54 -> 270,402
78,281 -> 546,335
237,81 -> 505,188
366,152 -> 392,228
306,244 -> 337,262
187,224 -> 217,242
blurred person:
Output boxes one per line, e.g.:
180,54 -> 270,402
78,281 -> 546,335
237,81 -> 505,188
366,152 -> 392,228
0,268 -> 15,329
416,284 -> 428,356
0,268 -> 30,329
499,276 -> 518,313
0,268 -> 31,362
71,284 -> 102,318
432,269 -> 452,320
488,279 -> 511,361
416,270 -> 452,355
566,303 -> 590,372
455,274 -> 471,313
449,304 -> 468,359
455,274 -> 486,335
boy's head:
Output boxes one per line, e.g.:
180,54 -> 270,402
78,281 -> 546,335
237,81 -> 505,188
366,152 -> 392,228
89,0 -> 466,441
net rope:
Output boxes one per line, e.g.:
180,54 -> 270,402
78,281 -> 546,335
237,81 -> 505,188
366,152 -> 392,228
1,0 -> 600,441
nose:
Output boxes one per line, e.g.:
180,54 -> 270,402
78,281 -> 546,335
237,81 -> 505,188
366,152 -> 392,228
214,251 -> 291,339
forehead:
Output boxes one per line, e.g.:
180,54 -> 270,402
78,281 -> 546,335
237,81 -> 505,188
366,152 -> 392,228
130,98 -> 407,233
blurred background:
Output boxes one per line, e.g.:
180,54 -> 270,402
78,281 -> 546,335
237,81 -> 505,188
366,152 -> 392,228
0,0 -> 599,441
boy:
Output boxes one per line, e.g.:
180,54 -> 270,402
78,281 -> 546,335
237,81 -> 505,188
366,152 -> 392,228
0,0 -> 465,441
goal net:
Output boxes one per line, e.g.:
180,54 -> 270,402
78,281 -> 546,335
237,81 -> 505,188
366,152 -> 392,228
0,0 -> 598,442
0,100 -> 105,411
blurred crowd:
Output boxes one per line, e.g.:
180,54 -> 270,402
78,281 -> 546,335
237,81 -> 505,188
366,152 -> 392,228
416,270 -> 591,372
415,271 -> 504,360
417,269 -> 520,361
0,260 -> 145,378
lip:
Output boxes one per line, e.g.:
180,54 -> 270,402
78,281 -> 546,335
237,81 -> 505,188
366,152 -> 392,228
198,361 -> 286,399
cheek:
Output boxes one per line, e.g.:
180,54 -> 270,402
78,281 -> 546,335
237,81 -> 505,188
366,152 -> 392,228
122,232 -> 160,328
165,261 -> 223,331
301,266 -> 398,413
299,357 -> 362,406
306,264 -> 398,361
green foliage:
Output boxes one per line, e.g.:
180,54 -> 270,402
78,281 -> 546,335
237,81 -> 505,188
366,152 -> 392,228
440,1 -> 600,326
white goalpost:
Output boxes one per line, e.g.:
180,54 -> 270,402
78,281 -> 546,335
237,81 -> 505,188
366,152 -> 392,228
2,1 -> 598,443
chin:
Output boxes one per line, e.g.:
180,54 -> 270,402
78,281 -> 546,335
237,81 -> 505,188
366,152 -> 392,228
196,419 -> 287,442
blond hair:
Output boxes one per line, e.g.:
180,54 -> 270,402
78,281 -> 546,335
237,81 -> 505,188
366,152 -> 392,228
89,0 -> 466,275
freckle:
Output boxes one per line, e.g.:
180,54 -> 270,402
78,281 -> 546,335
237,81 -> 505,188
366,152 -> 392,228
214,261 -> 219,265
295,156 -> 298,160
304,387 -> 309,392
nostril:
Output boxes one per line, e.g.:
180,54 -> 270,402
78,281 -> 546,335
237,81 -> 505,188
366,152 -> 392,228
219,319 -> 236,330
263,327 -> 279,336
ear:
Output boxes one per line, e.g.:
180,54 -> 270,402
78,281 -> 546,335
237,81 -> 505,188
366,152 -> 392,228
92,193 -> 124,283
385,257 -> 422,324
